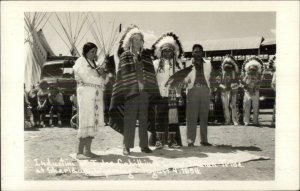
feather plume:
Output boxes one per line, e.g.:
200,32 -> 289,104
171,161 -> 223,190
117,25 -> 143,57
152,32 -> 183,59
242,56 -> 263,74
221,55 -> 239,74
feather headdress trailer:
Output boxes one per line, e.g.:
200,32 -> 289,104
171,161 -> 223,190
152,32 -> 183,59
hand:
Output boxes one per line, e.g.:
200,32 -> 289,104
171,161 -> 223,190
177,97 -> 184,106
219,84 -> 226,90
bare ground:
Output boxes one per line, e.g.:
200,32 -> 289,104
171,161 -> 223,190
24,110 -> 274,180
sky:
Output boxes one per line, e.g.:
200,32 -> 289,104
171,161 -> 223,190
40,12 -> 276,56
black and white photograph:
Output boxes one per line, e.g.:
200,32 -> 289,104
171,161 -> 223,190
1,1 -> 299,190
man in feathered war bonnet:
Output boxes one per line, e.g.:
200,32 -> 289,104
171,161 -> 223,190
219,55 -> 240,125
241,56 -> 263,126
149,32 -> 184,149
109,26 -> 160,155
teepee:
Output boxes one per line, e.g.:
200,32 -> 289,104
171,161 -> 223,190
24,12 -> 54,91
87,13 -> 122,73
49,12 -> 90,57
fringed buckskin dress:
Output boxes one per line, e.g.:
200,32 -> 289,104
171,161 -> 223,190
73,57 -> 105,138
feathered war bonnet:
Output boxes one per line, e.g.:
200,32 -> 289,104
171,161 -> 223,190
152,32 -> 183,59
242,56 -> 264,75
117,25 -> 144,57
221,55 -> 239,74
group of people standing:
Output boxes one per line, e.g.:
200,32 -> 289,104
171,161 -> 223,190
73,25 -> 270,159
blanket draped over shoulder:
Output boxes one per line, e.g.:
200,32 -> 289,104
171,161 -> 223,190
109,50 -> 160,134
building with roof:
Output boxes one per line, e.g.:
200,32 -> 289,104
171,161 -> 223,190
182,36 -> 276,69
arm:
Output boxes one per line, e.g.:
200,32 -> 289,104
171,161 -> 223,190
24,92 -> 30,105
57,93 -> 65,105
74,58 -> 105,85
271,73 -> 276,91
37,92 -> 42,108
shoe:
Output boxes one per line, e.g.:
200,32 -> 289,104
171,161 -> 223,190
188,143 -> 194,147
244,123 -> 249,126
200,142 -> 212,146
40,121 -> 46,128
49,119 -> 53,127
167,132 -> 181,149
169,142 -> 181,149
141,147 -> 152,153
76,153 -> 91,160
85,152 -> 99,158
155,141 -> 163,149
123,148 -> 130,155
155,132 -> 164,149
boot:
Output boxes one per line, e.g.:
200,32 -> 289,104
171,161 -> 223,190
49,119 -> 53,127
155,132 -> 164,149
168,132 -> 180,148
76,138 -> 89,159
85,137 -> 98,158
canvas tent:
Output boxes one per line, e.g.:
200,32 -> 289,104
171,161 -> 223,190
24,12 -> 55,91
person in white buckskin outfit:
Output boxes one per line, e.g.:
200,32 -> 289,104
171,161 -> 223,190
73,42 -> 107,159
219,55 -> 240,125
241,56 -> 263,126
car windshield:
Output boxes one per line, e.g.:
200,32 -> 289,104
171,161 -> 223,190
42,62 -> 74,78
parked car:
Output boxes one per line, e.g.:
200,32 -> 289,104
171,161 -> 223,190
259,68 -> 275,109
41,56 -> 78,123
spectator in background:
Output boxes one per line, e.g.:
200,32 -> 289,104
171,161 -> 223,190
24,84 -> 32,128
219,55 -> 240,125
270,56 -> 276,127
48,87 -> 64,126
37,80 -> 50,127
28,84 -> 39,127
241,57 -> 263,126
210,72 -> 224,124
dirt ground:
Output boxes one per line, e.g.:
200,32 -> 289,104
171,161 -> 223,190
24,110 -> 274,180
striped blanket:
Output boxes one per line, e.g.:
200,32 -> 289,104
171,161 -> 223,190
109,50 -> 160,134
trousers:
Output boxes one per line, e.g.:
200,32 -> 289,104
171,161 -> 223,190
123,92 -> 149,148
221,90 -> 239,125
156,97 -> 178,132
243,91 -> 259,124
186,86 -> 210,143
